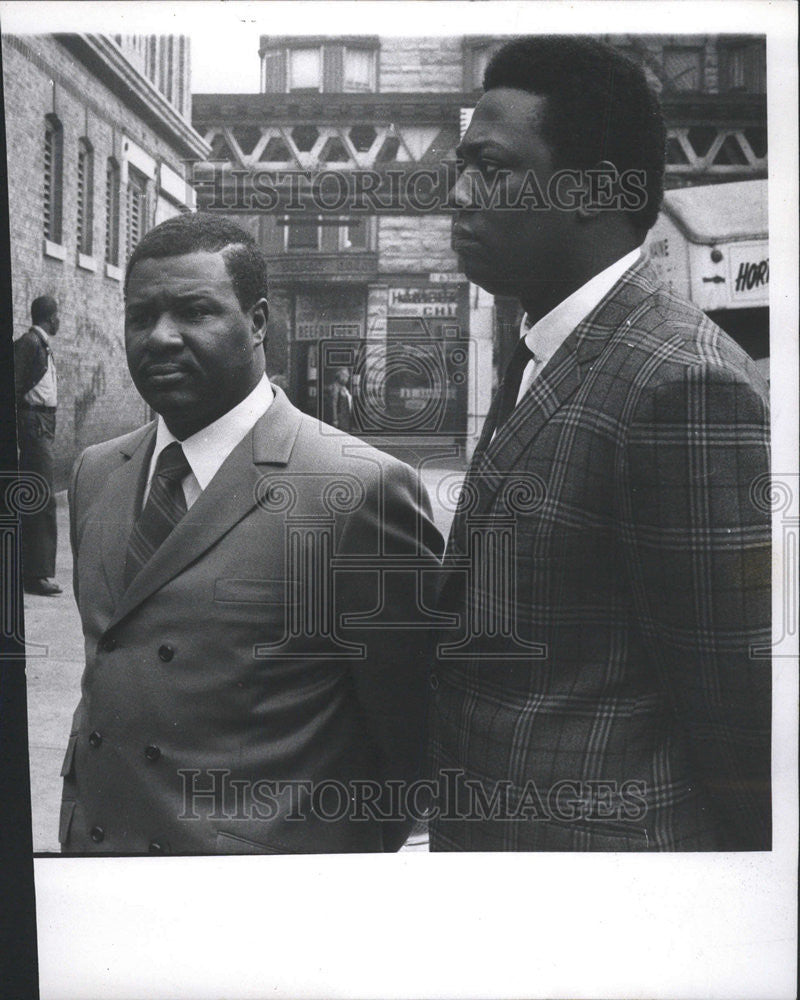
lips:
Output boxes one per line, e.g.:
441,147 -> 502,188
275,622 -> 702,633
451,226 -> 483,253
141,364 -> 191,384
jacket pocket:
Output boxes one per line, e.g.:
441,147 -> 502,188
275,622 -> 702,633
213,578 -> 287,605
59,733 -> 78,778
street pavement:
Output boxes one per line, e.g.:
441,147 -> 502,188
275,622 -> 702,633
23,460 -> 462,853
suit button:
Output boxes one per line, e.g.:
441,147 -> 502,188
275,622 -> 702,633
149,840 -> 166,854
429,673 -> 439,690
158,644 -> 174,662
90,826 -> 104,843
144,744 -> 161,762
99,635 -> 117,652
88,731 -> 103,748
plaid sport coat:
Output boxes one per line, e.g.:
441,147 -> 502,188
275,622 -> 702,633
429,258 -> 771,851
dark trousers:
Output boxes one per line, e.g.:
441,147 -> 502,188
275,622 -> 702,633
16,408 -> 57,580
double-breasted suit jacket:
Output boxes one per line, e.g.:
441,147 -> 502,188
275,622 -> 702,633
61,389 -> 443,854
429,259 -> 771,851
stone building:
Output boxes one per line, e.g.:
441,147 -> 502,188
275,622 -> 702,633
2,33 -> 209,482
190,34 -> 767,456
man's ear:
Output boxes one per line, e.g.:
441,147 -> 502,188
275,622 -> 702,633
576,160 -> 619,221
250,298 -> 269,346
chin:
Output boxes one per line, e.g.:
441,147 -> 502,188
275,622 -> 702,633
462,262 -> 519,297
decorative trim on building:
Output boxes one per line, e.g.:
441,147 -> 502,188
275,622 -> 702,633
193,92 -> 473,126
265,251 -> 379,282
55,33 -> 210,160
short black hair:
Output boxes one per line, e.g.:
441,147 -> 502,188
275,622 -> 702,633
125,212 -> 268,309
31,295 -> 58,325
483,36 -> 666,233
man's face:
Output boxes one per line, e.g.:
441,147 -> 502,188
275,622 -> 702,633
48,312 -> 59,336
125,251 -> 267,438
451,88 -> 575,302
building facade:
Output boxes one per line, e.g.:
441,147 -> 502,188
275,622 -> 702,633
190,34 -> 767,455
2,33 -> 209,482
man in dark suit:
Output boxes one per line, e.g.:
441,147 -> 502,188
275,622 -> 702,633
429,37 -> 771,851
14,295 -> 62,596
61,213 -> 443,854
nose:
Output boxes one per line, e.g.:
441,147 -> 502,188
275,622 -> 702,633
449,167 -> 477,212
146,312 -> 184,351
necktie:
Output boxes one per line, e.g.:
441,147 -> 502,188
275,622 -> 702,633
492,337 -> 536,433
124,441 -> 191,588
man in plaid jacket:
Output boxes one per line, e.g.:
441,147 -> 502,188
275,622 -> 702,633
429,37 -> 771,850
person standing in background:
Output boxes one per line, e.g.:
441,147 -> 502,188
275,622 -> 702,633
328,367 -> 353,432
14,295 -> 62,596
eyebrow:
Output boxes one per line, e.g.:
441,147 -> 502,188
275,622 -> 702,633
126,289 -> 218,306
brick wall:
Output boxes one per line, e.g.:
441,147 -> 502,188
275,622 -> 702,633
2,34 -> 196,486
378,215 -> 459,274
379,37 -> 463,93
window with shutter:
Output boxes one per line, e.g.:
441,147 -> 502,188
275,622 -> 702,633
77,139 -> 94,256
105,159 -> 120,266
126,169 -> 148,257
43,115 -> 63,244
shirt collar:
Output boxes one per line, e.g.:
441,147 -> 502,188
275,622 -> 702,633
521,246 -> 642,364
152,374 -> 273,490
31,325 -> 52,345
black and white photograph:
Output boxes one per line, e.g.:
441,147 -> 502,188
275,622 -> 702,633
0,1 -> 797,997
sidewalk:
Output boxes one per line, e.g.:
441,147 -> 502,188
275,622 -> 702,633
23,491 -> 83,854
24,463 -> 463,853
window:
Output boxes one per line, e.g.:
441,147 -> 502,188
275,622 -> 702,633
77,139 -> 94,256
105,158 -> 120,266
43,115 -> 63,244
126,168 -> 148,257
288,48 -> 321,92
286,217 -> 320,251
662,46 -> 704,92
260,38 -> 379,93
343,48 -> 376,92
719,41 -> 767,94
340,218 -> 371,251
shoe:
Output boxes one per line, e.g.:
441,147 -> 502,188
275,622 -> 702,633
23,577 -> 63,596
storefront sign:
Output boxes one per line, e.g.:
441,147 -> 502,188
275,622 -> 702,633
728,241 -> 769,305
429,272 -> 465,283
387,286 -> 460,318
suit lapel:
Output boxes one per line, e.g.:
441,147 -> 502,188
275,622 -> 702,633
453,258 -> 660,527
99,424 -> 156,606
108,389 -> 303,628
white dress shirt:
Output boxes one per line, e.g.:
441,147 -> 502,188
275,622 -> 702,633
144,374 -> 274,509
514,246 -> 642,407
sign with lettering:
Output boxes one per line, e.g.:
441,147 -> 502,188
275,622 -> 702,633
429,272 -> 465,284
728,241 -> 769,305
387,286 -> 460,317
